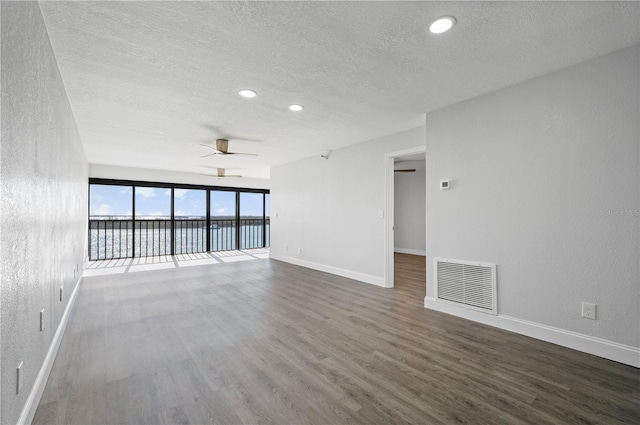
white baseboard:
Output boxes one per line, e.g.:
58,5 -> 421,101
424,297 -> 640,368
270,254 -> 388,288
17,275 -> 83,425
394,248 -> 426,256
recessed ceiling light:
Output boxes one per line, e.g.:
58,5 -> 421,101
238,89 -> 257,98
289,104 -> 304,112
429,16 -> 456,34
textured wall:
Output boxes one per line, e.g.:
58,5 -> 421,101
394,161 -> 426,254
270,125 -> 425,283
1,3 -> 88,424
425,45 -> 639,347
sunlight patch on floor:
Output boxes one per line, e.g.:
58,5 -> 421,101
84,248 -> 269,276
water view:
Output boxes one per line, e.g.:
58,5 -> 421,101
89,184 -> 270,261
89,216 -> 270,260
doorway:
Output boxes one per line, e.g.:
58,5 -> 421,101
384,147 -> 426,297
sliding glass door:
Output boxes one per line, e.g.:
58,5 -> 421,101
134,186 -> 172,257
240,192 -> 266,249
89,184 -> 133,260
210,190 -> 237,251
88,179 -> 269,260
174,189 -> 207,254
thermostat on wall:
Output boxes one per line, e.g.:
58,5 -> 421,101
440,180 -> 453,190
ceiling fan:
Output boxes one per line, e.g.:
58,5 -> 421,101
200,139 -> 257,157
201,168 -> 242,179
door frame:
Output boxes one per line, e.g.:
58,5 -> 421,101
384,146 -> 427,288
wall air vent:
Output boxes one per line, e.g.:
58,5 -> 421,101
434,258 -> 497,315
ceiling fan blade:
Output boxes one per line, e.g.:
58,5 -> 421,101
200,139 -> 257,157
394,169 -> 416,173
199,143 -> 223,154
232,138 -> 262,143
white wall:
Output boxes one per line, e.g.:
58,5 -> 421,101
270,126 -> 425,286
90,164 -> 270,190
425,45 -> 639,364
1,3 -> 88,424
394,161 -> 426,255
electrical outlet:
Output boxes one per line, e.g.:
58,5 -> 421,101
297,248 -> 302,254
582,302 -> 596,320
40,309 -> 45,331
285,245 -> 288,252
17,362 -> 23,394
60,286 -> 64,302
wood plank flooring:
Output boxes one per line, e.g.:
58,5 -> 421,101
393,253 -> 427,305
33,255 -> 639,424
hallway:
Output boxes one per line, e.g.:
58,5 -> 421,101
394,252 -> 427,307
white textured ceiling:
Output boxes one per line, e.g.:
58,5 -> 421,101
39,1 -> 640,180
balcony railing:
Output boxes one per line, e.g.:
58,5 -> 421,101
89,217 -> 270,261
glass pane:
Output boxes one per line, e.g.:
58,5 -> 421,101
174,189 -> 207,254
135,186 -> 171,257
210,190 -> 236,251
265,193 -> 270,247
240,192 -> 264,249
89,184 -> 133,260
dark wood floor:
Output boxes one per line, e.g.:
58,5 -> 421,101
393,252 -> 427,305
34,255 -> 639,424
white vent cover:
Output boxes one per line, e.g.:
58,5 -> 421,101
434,258 -> 497,315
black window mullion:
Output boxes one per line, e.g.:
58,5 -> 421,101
262,193 -> 266,248
235,192 -> 240,250
206,191 -> 211,252
89,180 -> 268,259
171,188 -> 175,256
88,185 -> 92,260
132,186 -> 136,258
